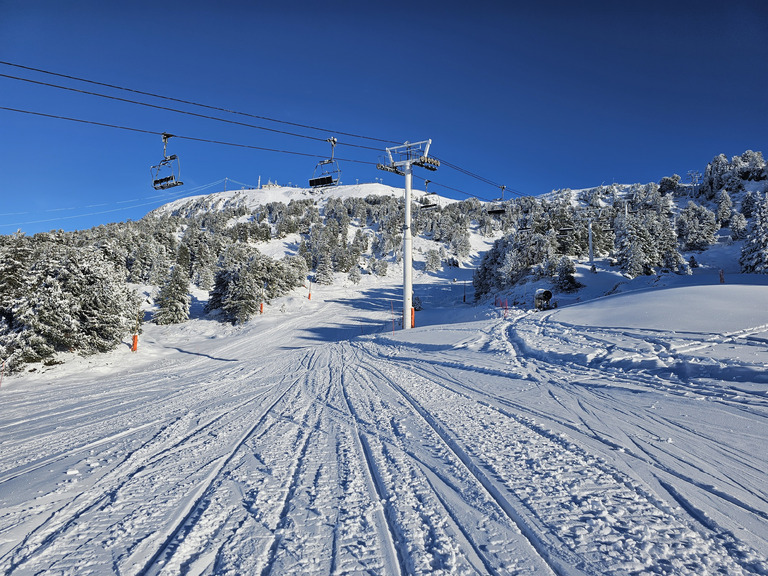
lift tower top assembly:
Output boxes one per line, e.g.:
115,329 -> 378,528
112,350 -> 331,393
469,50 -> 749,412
377,140 -> 439,330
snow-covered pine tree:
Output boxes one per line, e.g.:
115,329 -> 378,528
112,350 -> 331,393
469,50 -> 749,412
205,251 -> 305,323
658,174 -> 681,195
222,269 -> 261,324
740,193 -> 768,273
206,269 -> 231,315
372,258 -> 388,277
425,249 -> 442,272
348,266 -> 362,284
351,228 -> 369,254
741,191 -> 757,219
700,154 -> 730,199
315,251 -> 334,285
730,211 -> 748,240
281,255 -> 309,292
553,256 -> 581,291
450,232 -> 471,260
62,246 -> 139,354
0,232 -> 32,321
148,243 -> 173,285
646,212 -> 687,273
715,189 -> 733,227
176,243 -> 191,278
153,265 -> 191,325
613,209 -> 684,277
1,242 -> 138,371
734,150 -> 767,182
185,228 -> 219,289
473,228 -> 557,297
614,214 -> 652,277
677,201 -> 718,251
332,242 -> 355,273
128,241 -> 158,283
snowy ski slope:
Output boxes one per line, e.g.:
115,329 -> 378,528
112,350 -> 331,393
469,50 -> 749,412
1,264 -> 767,575
1,184 -> 767,574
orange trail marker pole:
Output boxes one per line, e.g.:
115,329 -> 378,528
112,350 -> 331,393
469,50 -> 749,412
131,308 -> 142,352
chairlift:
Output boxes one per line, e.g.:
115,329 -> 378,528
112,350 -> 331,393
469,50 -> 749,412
309,137 -> 341,188
487,185 -> 507,215
487,202 -> 506,215
420,180 -> 439,210
151,133 -> 183,190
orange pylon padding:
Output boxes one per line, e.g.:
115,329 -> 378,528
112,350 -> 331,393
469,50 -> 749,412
131,334 -> 138,352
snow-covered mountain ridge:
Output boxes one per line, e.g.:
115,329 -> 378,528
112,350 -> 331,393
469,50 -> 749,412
149,181 -> 448,219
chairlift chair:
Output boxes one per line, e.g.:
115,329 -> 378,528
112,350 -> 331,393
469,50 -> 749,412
487,185 -> 508,215
309,137 -> 341,188
420,194 -> 439,210
419,180 -> 439,210
487,203 -> 506,215
151,133 -> 183,190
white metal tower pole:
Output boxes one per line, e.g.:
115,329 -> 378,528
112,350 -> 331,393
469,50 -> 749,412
403,162 -> 413,329
376,139 -> 438,330
588,219 -> 594,265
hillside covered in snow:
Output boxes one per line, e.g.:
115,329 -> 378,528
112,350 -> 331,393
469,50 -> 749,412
1,250 -> 767,574
1,150 -> 767,574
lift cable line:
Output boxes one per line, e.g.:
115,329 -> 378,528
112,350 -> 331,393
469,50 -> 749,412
0,179 -> 225,220
0,178 -> 246,230
0,108 -> 520,229
1,66 -> 526,198
0,106 -> 375,166
0,60 -> 400,146
436,157 -> 504,188
0,72 -> 382,153
1,105 -> 521,211
434,157 -> 527,199
3,178 -> 225,218
2,65 -> 522,195
1,184 -> 201,229
412,174 -> 500,204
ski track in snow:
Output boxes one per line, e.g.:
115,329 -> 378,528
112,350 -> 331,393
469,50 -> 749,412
1,281 -> 768,574
358,336 -> 761,575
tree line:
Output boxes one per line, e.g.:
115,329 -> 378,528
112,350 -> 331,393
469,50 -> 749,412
473,151 -> 768,297
0,191 -> 482,372
2,150 -> 766,372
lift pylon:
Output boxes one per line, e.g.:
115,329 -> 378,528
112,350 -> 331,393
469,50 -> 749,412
377,140 -> 439,330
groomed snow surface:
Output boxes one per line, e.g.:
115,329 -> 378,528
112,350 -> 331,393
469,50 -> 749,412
1,259 -> 767,575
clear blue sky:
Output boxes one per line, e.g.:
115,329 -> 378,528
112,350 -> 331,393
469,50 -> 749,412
1,0 -> 766,234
